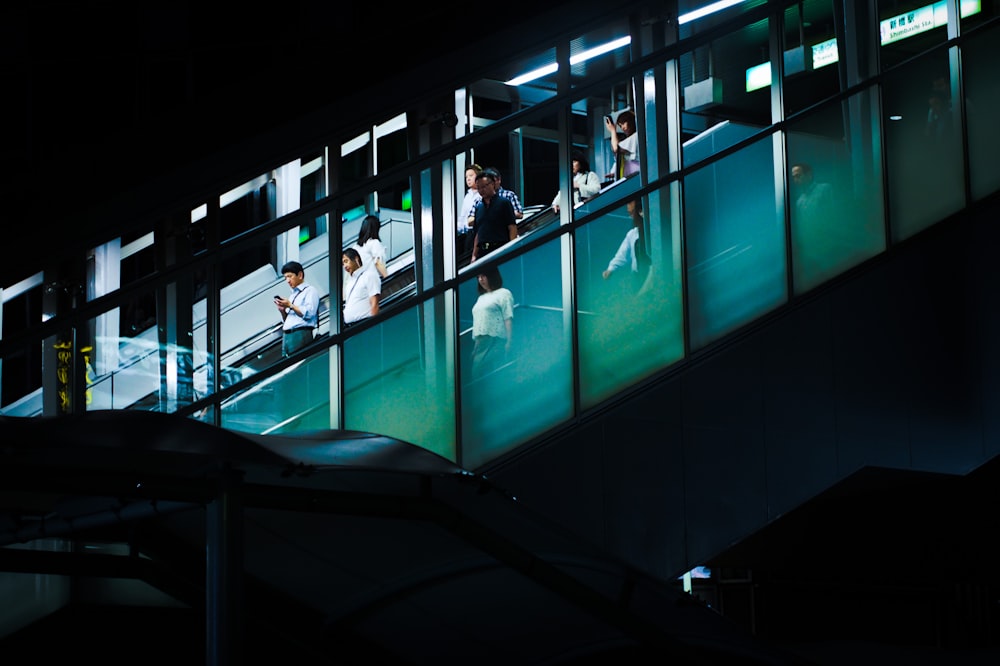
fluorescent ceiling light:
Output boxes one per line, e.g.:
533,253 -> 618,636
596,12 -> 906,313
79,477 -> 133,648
506,64 -> 558,87
571,35 -> 632,63
678,0 -> 747,25
506,0 -> 750,86
505,35 -> 632,86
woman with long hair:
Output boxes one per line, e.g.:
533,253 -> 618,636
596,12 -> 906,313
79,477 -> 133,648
354,214 -> 389,279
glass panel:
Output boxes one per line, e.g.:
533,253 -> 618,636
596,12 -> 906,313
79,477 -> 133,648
342,180 -> 413,319
686,135 -> 786,350
598,76 -> 643,184
299,149 -> 329,242
878,0 -> 953,70
87,288 -> 162,411
576,183 -> 684,409
220,348 -> 331,434
783,0 -> 857,116
466,106 -> 562,266
963,21 -> 1000,201
218,170 -> 276,242
787,87 -> 886,294
882,49 -> 965,242
344,298 -> 456,462
459,240 -> 573,469
681,18 -> 771,169
119,225 -> 156,289
518,108 -> 563,222
0,276 -> 44,416
567,19 -> 633,94
214,234 -> 301,388
468,115 -> 556,226
375,115 -> 411,173
468,46 -> 558,130
343,179 -> 414,264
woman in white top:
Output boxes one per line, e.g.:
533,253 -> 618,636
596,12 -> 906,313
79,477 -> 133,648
353,214 -> 389,279
551,154 -> 601,213
605,110 -> 640,179
470,266 -> 514,380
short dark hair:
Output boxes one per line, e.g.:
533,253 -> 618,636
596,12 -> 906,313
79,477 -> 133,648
343,247 -> 362,265
571,152 -> 590,173
483,167 -> 501,180
616,110 -> 636,127
280,261 -> 304,275
476,171 -> 497,185
477,266 -> 504,294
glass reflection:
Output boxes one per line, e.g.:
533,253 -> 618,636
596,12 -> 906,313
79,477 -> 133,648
221,349 -> 331,434
882,51 -> 965,242
963,22 -> 1000,201
783,0 -> 864,116
460,241 -> 572,468
576,186 -> 683,408
686,135 -> 786,349
787,88 -> 886,293
83,289 -> 161,411
343,301 -> 456,462
681,19 -> 770,168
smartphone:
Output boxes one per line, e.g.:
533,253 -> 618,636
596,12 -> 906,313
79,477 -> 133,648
273,295 -> 282,301
604,115 -> 612,124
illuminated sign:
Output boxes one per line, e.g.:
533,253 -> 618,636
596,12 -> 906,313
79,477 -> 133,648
743,0 -> 980,93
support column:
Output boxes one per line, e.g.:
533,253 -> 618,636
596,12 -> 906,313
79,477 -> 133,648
206,465 -> 245,666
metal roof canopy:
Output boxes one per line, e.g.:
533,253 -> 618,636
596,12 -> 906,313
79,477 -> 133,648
0,410 -> 797,664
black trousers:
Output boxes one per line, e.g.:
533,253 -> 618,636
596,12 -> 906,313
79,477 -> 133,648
476,241 -> 502,257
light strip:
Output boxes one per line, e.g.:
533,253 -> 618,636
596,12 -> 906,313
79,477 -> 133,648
677,0 -> 747,25
505,35 -> 632,86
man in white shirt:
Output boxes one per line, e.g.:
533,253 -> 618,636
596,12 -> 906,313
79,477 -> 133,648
341,247 -> 381,327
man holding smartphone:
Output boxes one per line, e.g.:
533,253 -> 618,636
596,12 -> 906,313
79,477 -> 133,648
275,260 -> 320,357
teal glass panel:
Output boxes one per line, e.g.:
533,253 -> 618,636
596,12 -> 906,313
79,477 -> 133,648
220,348 -> 331,434
787,88 -> 886,294
680,18 -> 771,169
576,185 -> 683,409
685,136 -> 786,350
882,50 -> 965,242
343,300 -> 456,462
459,240 -> 573,469
963,22 -> 1000,201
